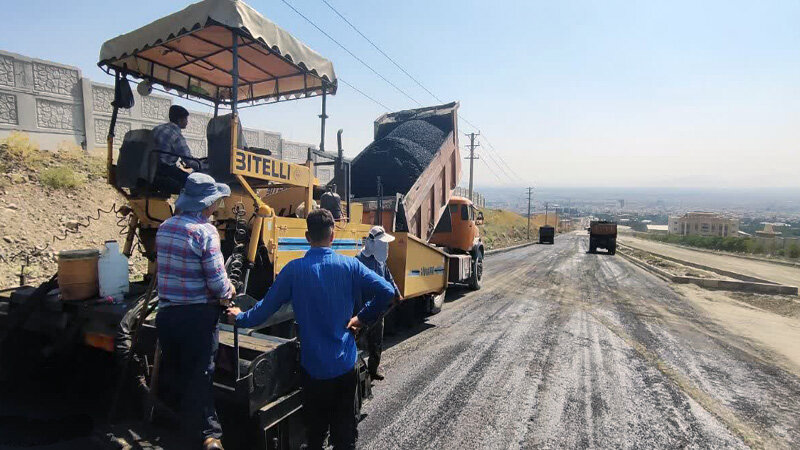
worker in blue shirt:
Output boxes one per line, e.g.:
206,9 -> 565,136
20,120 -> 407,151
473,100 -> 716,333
356,226 -> 401,381
226,209 -> 394,450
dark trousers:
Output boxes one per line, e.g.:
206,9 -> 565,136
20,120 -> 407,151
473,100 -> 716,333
301,368 -> 358,450
153,162 -> 189,195
156,303 -> 222,442
366,318 -> 384,376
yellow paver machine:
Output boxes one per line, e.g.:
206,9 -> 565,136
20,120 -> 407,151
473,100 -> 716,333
96,0 -> 373,446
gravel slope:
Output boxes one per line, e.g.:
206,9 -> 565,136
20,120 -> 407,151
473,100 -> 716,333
359,233 -> 800,449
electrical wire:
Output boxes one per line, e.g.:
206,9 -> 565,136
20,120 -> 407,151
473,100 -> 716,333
339,77 -> 392,111
319,0 -> 445,104
279,0 -> 422,107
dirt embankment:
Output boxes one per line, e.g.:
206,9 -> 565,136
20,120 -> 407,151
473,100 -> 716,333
0,134 -> 147,289
479,208 -> 532,250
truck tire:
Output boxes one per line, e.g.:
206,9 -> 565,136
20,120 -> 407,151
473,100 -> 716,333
468,252 -> 483,290
589,237 -> 596,253
609,238 -> 617,255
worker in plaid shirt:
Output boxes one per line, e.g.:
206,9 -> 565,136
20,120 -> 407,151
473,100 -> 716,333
152,105 -> 198,194
155,172 -> 234,450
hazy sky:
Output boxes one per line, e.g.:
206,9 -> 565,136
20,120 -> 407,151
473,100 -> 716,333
1,0 -> 798,189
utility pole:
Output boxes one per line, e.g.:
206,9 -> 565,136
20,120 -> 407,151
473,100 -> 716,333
526,187 -> 534,241
465,132 -> 480,201
545,202 -> 549,227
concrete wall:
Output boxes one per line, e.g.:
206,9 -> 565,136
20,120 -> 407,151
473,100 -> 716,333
0,50 -> 86,150
0,49 -> 336,185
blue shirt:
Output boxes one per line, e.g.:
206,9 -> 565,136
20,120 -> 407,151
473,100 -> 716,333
235,247 -> 395,380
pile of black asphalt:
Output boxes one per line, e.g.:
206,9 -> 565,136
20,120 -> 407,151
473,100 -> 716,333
351,120 -> 445,198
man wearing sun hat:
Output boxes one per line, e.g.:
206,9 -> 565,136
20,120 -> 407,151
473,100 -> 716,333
356,226 -> 402,381
155,172 -> 234,450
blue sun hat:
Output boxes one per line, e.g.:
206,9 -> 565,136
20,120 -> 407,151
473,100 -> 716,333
175,173 -> 231,212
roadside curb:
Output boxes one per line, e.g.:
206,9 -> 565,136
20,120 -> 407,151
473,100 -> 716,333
617,248 -> 798,296
485,241 -> 536,256
624,234 -> 800,269
618,243 -> 777,285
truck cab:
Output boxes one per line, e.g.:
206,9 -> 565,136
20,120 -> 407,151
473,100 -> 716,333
430,196 -> 483,254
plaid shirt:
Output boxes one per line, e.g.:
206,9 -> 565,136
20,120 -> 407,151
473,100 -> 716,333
156,212 -> 234,306
153,122 -> 193,165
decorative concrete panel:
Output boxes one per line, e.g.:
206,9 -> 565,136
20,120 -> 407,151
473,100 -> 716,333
0,55 -> 13,87
140,96 -> 171,121
185,114 -> 210,136
186,138 -> 208,158
316,167 -> 333,185
92,85 -> 129,116
243,129 -> 259,147
36,99 -> 82,130
33,63 -> 79,97
281,141 -> 307,163
264,132 -> 280,153
95,118 -> 131,144
0,93 -> 18,125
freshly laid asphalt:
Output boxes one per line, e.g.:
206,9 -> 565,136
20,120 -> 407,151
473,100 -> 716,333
359,233 -> 800,449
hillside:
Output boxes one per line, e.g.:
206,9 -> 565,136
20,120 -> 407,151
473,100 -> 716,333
479,208 -> 533,249
0,133 -> 147,289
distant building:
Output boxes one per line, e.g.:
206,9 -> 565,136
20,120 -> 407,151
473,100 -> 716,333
668,212 -> 739,237
646,224 -> 669,234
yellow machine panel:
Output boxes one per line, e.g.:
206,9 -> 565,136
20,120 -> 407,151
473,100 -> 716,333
388,232 -> 448,298
268,216 -> 372,280
127,197 -> 173,227
231,148 -> 314,186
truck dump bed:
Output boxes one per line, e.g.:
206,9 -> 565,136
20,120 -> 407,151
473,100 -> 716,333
590,221 -> 618,236
353,102 -> 460,242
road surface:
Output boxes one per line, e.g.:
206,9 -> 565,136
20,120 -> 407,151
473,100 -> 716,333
360,233 -> 800,449
620,236 -> 800,288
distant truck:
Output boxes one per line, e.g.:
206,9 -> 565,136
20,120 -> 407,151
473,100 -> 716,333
589,221 -> 617,254
539,226 -> 555,244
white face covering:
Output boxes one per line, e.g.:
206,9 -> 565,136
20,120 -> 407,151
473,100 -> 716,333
363,238 -> 389,263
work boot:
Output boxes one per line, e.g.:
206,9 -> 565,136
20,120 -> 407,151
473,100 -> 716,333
202,437 -> 224,450
370,371 -> 385,381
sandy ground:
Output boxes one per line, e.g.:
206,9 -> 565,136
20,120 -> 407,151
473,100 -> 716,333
621,236 -> 800,288
360,233 -> 800,449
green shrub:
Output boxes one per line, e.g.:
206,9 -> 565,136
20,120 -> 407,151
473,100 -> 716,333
40,166 -> 85,189
787,243 -> 800,259
0,131 -> 44,170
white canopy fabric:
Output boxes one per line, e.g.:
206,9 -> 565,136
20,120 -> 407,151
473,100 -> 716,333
98,0 -> 336,104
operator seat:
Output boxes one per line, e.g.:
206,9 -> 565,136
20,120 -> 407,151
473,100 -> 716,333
206,113 -> 273,185
115,129 -> 159,194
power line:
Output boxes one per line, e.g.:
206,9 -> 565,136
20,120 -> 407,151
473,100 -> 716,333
479,157 -> 503,182
338,77 -> 392,111
319,0 -> 445,104
314,0 -> 527,186
278,0 -> 422,106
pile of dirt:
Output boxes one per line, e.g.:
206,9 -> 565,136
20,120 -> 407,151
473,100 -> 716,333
351,120 -> 445,198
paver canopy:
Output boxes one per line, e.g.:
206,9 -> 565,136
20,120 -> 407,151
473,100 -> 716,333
98,0 -> 336,104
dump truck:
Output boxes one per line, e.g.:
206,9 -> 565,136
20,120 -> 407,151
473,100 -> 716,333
351,103 -> 485,323
539,225 -> 555,244
589,221 -> 617,254
0,1 -> 378,448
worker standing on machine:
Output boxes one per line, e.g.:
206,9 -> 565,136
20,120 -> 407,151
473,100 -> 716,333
152,105 -> 198,194
155,173 -> 235,450
226,209 -> 395,450
356,226 -> 401,381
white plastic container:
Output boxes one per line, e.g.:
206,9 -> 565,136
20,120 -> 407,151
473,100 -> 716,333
98,240 -> 129,301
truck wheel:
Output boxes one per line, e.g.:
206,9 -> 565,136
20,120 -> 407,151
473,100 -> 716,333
469,253 -> 483,290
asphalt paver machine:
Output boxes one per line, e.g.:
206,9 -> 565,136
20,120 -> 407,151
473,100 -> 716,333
98,0 -> 374,447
